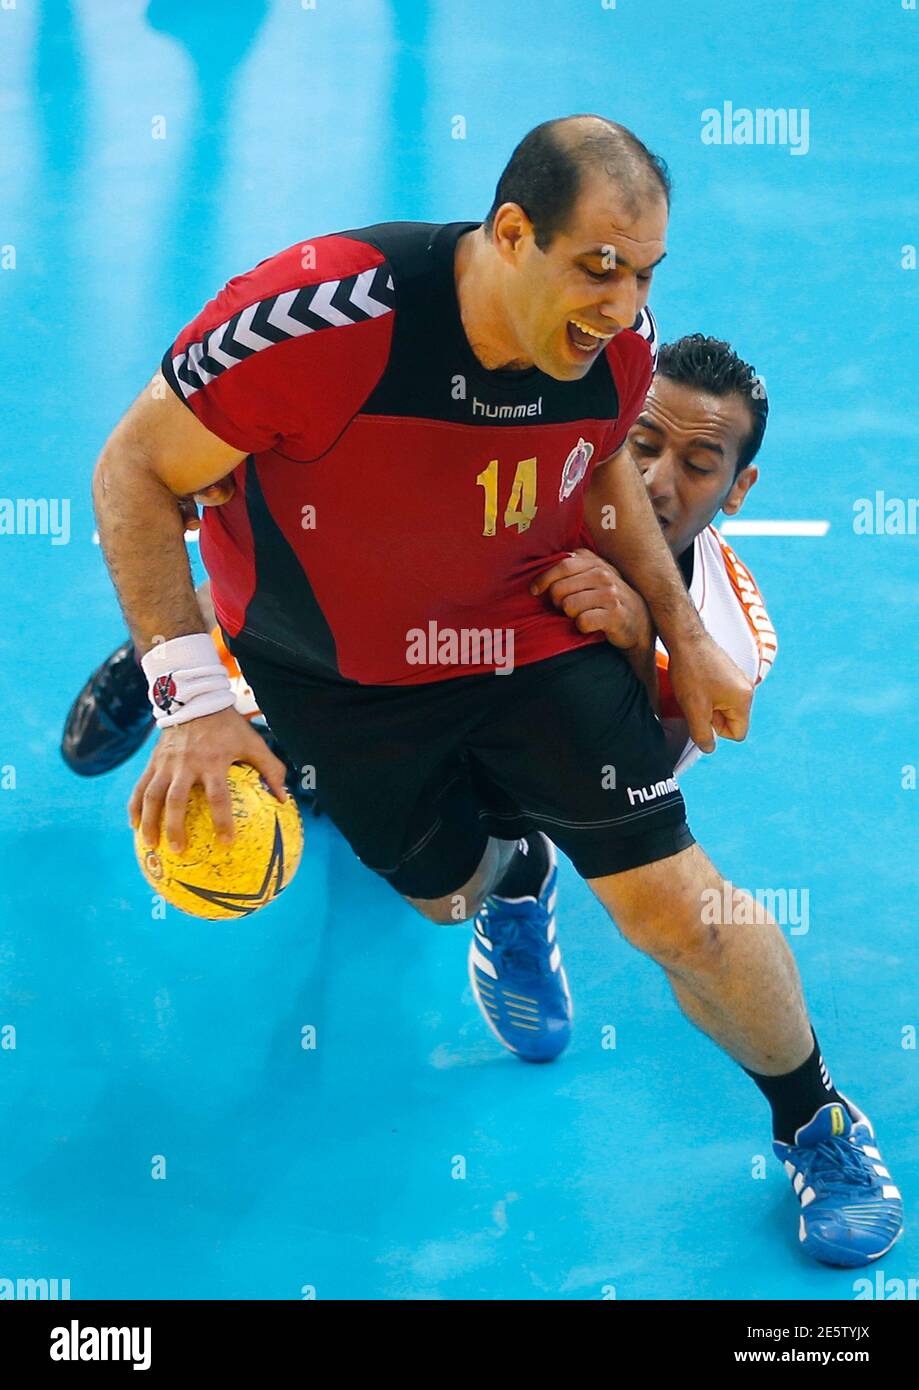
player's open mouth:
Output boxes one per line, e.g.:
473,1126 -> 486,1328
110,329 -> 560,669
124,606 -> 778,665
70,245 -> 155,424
567,319 -> 613,355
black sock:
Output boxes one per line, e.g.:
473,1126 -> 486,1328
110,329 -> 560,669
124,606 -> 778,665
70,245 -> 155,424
743,1029 -> 848,1143
493,834 -> 549,900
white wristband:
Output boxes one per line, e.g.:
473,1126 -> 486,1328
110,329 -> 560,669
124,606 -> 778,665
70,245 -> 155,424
141,633 -> 235,728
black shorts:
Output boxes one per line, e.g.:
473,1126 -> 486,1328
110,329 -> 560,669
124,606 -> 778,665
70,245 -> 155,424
225,636 -> 694,899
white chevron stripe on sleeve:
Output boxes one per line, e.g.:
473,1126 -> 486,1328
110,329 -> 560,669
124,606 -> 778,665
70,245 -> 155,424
185,340 -> 219,386
232,301 -> 278,352
266,288 -> 317,336
633,305 -> 659,367
171,355 -> 196,398
307,279 -> 354,328
171,266 -> 395,400
348,267 -> 392,317
205,321 -> 245,371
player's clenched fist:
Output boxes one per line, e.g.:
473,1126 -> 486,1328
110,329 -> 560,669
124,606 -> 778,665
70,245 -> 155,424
531,549 -> 653,652
128,705 -> 288,854
667,631 -> 753,753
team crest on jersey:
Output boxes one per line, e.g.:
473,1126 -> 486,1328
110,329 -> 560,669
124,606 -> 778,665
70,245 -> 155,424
559,437 -> 594,501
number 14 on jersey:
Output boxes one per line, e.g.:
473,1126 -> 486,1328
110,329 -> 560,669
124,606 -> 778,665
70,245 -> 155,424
475,456 -> 538,536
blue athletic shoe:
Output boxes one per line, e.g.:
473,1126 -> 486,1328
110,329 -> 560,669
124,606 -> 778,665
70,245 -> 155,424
773,1096 -> 904,1267
468,835 -> 572,1062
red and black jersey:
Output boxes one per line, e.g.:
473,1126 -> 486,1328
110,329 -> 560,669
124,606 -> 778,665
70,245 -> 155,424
161,221 -> 656,685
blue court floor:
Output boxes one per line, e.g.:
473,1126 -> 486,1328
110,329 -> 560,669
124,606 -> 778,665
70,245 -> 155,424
1,1 -> 916,1299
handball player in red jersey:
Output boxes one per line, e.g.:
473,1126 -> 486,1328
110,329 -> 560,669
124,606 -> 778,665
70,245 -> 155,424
91,116 -> 902,1267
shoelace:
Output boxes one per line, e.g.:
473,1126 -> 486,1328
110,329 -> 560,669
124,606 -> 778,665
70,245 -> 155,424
798,1137 -> 877,1195
481,916 -> 549,977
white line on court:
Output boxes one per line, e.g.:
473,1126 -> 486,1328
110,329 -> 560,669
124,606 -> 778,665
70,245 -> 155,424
719,520 -> 830,537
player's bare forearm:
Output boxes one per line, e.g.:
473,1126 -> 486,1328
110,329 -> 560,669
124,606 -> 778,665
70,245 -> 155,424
92,447 -> 206,657
626,640 -> 660,715
92,372 -> 246,657
583,450 -> 752,747
583,449 -> 704,651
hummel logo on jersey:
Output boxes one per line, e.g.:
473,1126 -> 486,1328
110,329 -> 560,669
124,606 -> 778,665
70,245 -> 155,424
471,395 -> 543,420
170,264 -> 395,400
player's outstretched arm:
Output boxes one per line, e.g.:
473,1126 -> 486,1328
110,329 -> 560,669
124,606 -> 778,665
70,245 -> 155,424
583,449 -> 752,751
92,374 -> 288,850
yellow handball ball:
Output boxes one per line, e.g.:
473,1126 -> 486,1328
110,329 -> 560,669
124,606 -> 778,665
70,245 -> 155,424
135,762 -> 303,920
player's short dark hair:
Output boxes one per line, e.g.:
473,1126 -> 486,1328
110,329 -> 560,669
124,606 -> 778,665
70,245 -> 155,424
656,334 -> 768,475
483,115 -> 671,252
